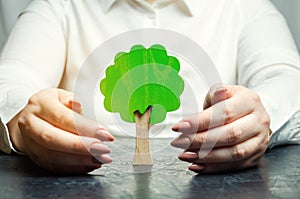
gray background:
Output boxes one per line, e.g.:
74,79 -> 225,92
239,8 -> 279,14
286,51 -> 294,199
0,0 -> 299,52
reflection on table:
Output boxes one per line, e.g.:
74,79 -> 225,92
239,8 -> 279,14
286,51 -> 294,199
1,138 -> 300,199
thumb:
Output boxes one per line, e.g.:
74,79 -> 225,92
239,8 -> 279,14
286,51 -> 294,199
57,89 -> 82,114
203,83 -> 232,109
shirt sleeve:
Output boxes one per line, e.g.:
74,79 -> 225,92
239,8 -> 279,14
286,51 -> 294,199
237,0 -> 300,148
0,0 -> 67,153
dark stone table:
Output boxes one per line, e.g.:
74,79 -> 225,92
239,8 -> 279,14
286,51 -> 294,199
0,138 -> 300,199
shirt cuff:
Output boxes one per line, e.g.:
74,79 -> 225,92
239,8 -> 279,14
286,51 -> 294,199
269,110 -> 300,148
0,117 -> 24,154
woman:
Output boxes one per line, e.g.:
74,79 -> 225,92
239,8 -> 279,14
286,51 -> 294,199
0,0 -> 300,174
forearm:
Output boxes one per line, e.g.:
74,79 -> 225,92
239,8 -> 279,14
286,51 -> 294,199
249,65 -> 300,148
0,0 -> 66,152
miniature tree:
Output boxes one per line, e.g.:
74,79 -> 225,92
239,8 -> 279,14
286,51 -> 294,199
100,44 -> 184,165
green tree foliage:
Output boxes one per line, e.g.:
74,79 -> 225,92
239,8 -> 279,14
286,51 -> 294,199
100,44 -> 184,124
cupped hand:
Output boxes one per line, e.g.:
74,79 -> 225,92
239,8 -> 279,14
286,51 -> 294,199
171,84 -> 271,173
8,88 -> 114,174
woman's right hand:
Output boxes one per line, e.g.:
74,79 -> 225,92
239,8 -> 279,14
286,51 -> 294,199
7,88 -> 114,174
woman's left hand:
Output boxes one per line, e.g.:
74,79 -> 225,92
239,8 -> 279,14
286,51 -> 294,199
171,84 -> 271,173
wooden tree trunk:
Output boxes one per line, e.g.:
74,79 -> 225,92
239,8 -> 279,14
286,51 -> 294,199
133,107 -> 153,165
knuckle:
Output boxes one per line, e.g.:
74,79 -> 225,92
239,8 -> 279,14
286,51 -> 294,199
28,95 -> 38,106
18,113 -> 33,132
52,108 -> 73,128
27,90 -> 47,106
195,134 -> 206,146
52,109 -> 66,125
231,146 -> 246,161
17,114 -> 27,129
227,126 -> 242,144
251,92 -> 261,103
263,115 -> 271,127
198,113 -> 210,130
72,141 -> 85,153
224,105 -> 234,122
38,131 -> 53,146
27,96 -> 42,114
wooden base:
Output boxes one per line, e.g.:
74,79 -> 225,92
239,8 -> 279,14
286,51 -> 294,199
133,107 -> 153,166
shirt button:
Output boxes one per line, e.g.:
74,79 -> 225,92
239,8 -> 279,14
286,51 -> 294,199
148,14 -> 157,26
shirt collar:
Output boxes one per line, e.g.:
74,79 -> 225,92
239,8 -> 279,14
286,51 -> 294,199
99,0 -> 116,13
98,0 -> 199,16
179,0 -> 199,16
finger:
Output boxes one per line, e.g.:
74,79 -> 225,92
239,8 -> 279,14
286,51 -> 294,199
26,136 -> 112,170
35,92 -> 114,141
171,113 -> 261,149
29,149 -> 105,174
62,99 -> 83,114
188,149 -> 265,174
203,83 -> 232,109
74,114 -> 114,141
172,91 -> 254,133
178,135 -> 264,164
21,115 -> 111,156
57,89 -> 82,114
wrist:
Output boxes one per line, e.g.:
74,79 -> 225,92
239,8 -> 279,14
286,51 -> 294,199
7,113 -> 25,154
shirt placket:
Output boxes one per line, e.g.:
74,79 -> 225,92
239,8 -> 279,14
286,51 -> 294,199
136,1 -> 159,27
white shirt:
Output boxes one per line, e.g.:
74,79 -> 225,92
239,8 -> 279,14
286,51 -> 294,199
1,0 -> 300,153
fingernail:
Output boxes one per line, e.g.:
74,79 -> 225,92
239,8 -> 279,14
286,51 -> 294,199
98,154 -> 112,164
214,87 -> 227,95
172,124 -> 180,131
172,122 -> 191,132
171,137 -> 191,149
179,152 -> 198,160
189,164 -> 205,172
90,143 -> 110,154
179,122 -> 192,129
92,157 -> 102,164
97,130 -> 115,141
